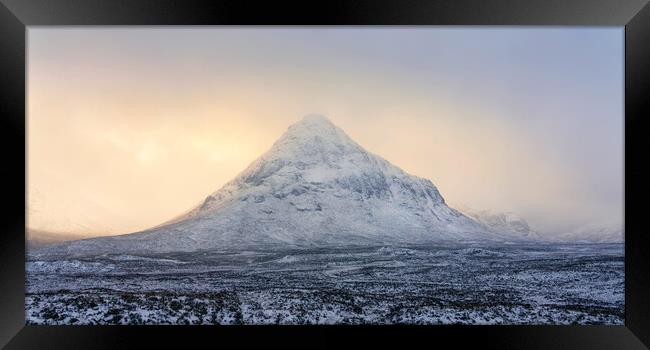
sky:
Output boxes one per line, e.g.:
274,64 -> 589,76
27,27 -> 623,236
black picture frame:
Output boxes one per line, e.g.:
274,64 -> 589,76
1,0 -> 648,348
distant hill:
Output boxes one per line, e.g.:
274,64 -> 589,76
551,223 -> 623,243
452,204 -> 543,241
27,229 -> 105,249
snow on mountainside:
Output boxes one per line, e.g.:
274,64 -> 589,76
452,204 -> 542,241
36,114 -> 505,257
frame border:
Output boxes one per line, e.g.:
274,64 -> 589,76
1,0 -> 648,348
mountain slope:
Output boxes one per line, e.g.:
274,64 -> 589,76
36,115 -> 502,257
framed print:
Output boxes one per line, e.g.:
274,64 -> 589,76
1,0 -> 649,348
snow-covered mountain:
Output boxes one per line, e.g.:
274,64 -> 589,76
452,204 -> 543,241
453,204 -> 624,244
36,114 -> 506,257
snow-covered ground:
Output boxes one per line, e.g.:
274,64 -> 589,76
26,243 -> 623,325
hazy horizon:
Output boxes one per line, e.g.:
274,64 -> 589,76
27,27 -> 623,237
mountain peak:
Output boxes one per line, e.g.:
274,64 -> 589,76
300,113 -> 332,124
284,114 -> 340,138
268,114 -> 359,160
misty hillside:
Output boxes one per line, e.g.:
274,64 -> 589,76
27,229 -> 105,249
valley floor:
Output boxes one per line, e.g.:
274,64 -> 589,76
25,244 -> 624,325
